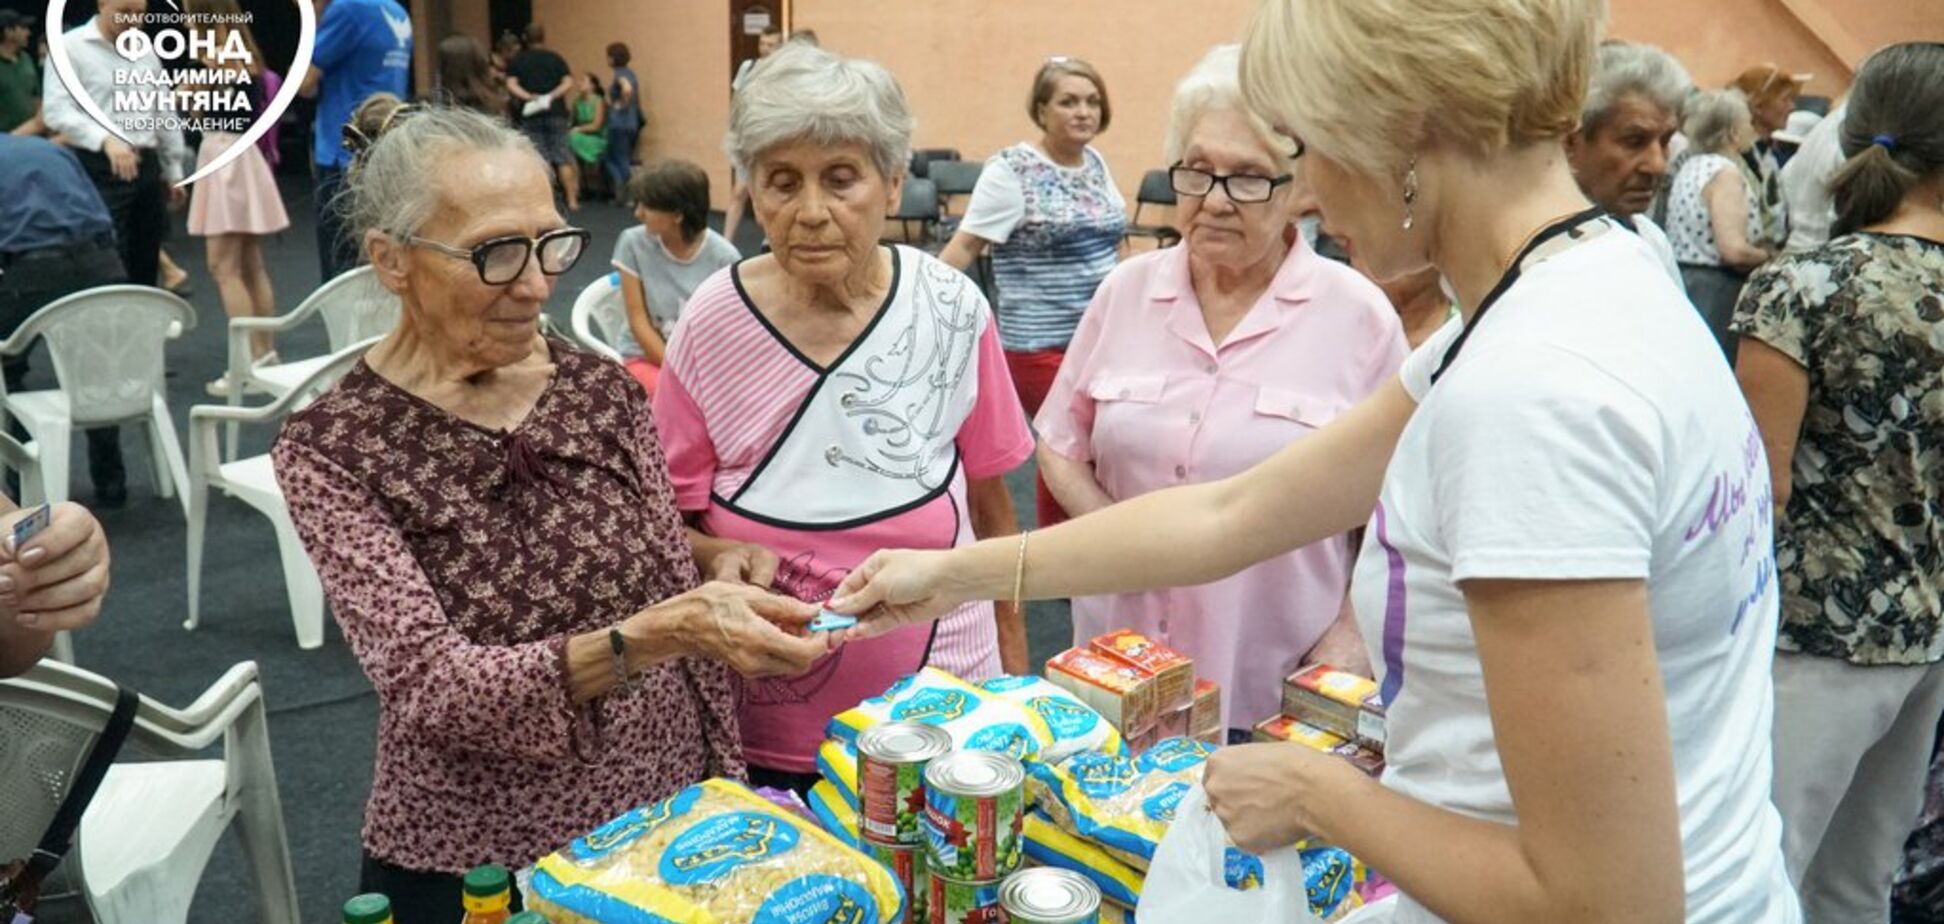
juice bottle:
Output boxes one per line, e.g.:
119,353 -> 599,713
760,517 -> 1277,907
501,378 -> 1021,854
461,864 -> 513,924
342,893 -> 394,924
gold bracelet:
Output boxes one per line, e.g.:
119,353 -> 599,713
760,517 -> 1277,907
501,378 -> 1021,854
1012,530 -> 1031,613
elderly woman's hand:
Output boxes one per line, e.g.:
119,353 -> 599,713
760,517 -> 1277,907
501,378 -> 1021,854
665,581 -> 833,677
704,541 -> 784,589
1,502 -> 111,634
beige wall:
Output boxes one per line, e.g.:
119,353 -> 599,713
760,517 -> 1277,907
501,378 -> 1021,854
417,0 -> 1944,208
447,0 -> 737,210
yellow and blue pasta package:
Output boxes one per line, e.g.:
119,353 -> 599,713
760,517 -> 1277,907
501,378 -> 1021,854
1020,809 -> 1145,907
825,668 -> 1055,762
807,779 -> 859,847
1026,737 -> 1217,870
528,778 -> 906,924
815,738 -> 861,809
977,674 -> 1124,762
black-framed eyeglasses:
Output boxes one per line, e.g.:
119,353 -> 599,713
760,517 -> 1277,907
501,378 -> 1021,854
1168,163 -> 1295,204
407,228 -> 591,285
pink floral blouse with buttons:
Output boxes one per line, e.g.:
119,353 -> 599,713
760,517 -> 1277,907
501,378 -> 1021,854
273,338 -> 743,874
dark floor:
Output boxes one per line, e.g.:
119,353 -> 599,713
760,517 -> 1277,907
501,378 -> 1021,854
32,173 -> 1071,924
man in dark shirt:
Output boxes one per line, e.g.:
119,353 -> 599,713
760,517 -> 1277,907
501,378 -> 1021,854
505,22 -> 578,210
0,135 -> 131,506
0,10 -> 41,135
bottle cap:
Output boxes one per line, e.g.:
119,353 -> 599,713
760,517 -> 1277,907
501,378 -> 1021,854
342,893 -> 393,924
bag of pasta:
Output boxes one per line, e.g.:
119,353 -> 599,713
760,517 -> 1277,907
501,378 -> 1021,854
1026,737 -> 1217,870
979,674 -> 1125,763
528,778 -> 907,924
827,668 -> 1054,762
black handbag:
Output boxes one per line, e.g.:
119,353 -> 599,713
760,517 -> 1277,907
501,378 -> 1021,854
0,686 -> 139,922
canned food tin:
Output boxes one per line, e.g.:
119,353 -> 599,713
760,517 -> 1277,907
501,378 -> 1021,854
1000,867 -> 1101,923
859,722 -> 954,846
928,873 -> 1004,924
865,839 -> 929,922
923,750 -> 1027,881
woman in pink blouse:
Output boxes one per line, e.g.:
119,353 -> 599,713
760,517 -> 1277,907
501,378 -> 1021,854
1035,46 -> 1407,732
653,43 -> 1034,793
272,100 -> 831,924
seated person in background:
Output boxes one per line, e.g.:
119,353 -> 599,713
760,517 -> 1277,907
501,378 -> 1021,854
1567,41 -> 1690,280
610,159 -> 741,395
567,72 -> 608,201
0,500 -> 110,677
273,98 -> 831,924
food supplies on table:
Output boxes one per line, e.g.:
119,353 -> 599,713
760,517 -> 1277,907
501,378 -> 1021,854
1020,810 -> 1144,907
1045,648 -> 1160,736
1252,715 -> 1385,777
1025,737 -> 1218,870
1282,664 -> 1386,751
858,722 -> 954,847
922,750 -> 1029,882
527,778 -> 907,924
978,674 -> 1126,763
808,779 -> 858,846
1090,631 -> 1196,714
999,867 -> 1101,923
828,668 -> 1055,763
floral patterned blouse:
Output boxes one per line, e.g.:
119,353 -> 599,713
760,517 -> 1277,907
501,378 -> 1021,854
273,337 -> 744,873
1732,233 -> 1944,666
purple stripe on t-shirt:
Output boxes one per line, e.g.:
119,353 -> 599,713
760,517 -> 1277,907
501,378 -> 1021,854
1374,500 -> 1408,705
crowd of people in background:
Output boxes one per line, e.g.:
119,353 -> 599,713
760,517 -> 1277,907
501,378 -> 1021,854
0,2 -> 1938,923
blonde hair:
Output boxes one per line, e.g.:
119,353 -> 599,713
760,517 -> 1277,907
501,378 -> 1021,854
1239,0 -> 1606,177
1163,45 -> 1294,172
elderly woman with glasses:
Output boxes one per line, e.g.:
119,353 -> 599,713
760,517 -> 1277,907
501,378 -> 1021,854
1034,45 -> 1406,734
272,96 -> 831,924
650,42 -> 1034,793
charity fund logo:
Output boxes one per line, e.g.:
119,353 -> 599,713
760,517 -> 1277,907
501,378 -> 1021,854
44,0 -> 314,185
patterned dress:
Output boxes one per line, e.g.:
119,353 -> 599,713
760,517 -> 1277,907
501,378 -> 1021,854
978,143 -> 1126,353
273,338 -> 743,873
1732,233 -> 1944,665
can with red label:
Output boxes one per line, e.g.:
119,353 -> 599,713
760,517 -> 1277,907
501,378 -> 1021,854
922,750 -> 1026,882
928,872 -> 1005,924
866,838 -> 930,922
859,722 -> 953,846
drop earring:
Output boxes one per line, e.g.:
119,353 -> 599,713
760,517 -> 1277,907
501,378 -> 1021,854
1401,157 -> 1420,231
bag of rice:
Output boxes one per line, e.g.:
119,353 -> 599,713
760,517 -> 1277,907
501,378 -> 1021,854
528,778 -> 907,924
1025,737 -> 1217,870
978,674 -> 1124,762
826,668 -> 1054,762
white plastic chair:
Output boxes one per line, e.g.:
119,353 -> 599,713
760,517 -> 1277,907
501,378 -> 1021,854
569,271 -> 628,362
223,266 -> 398,458
0,286 -> 195,518
0,659 -> 299,924
187,340 -> 372,650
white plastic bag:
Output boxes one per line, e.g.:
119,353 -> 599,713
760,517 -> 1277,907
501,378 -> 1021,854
1136,785 -> 1322,924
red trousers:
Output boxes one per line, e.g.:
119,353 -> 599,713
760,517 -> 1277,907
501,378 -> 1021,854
1005,349 -> 1070,529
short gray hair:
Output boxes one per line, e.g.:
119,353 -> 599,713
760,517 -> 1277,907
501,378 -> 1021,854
1582,42 -> 1692,134
1682,88 -> 1750,155
1163,44 -> 1293,172
724,42 -> 913,181
342,101 -> 539,242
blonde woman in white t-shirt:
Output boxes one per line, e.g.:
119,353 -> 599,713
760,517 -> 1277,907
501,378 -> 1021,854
830,1 -> 1798,922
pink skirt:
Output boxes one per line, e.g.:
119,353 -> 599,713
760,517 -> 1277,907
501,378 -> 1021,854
187,132 -> 291,237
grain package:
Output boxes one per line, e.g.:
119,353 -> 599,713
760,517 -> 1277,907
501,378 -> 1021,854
978,674 -> 1125,763
528,778 -> 907,924
827,668 -> 1054,763
1024,737 -> 1217,870
1090,630 -> 1196,713
807,779 -> 858,847
1045,648 -> 1159,736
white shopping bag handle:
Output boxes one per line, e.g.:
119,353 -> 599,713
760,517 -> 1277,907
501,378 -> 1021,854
1137,784 -> 1320,923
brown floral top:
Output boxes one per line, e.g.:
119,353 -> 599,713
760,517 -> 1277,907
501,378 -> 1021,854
273,337 -> 743,873
1733,233 -> 1944,665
